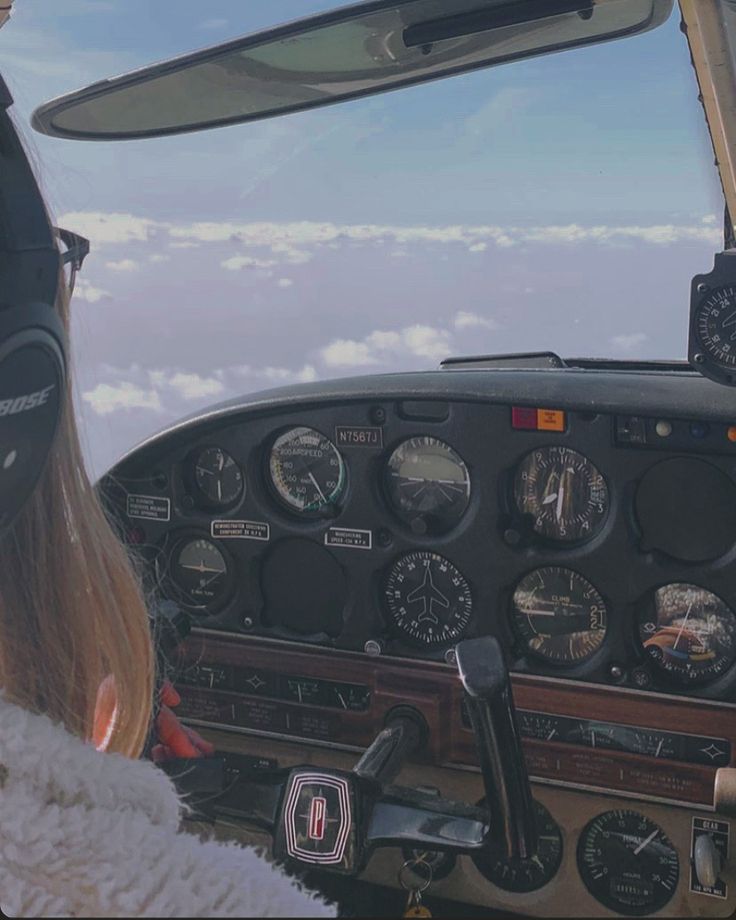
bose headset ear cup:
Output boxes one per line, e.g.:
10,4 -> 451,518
0,301 -> 65,528
0,75 -> 67,529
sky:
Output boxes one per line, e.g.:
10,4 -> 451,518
0,0 -> 727,475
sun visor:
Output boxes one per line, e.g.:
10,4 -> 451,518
32,0 -> 673,141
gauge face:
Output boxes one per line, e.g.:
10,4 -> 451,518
384,551 -> 472,646
268,427 -> 346,514
511,567 -> 607,664
473,801 -> 562,893
638,583 -> 736,686
385,436 -> 470,534
192,446 -> 244,508
514,446 -> 608,543
577,810 -> 679,916
168,537 -> 232,613
695,285 -> 736,368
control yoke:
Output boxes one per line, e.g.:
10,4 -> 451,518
164,636 -> 538,875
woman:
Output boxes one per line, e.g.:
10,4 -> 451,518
0,58 -> 333,920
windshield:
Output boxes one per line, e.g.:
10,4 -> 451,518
8,1 -> 724,476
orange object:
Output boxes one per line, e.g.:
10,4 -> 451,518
728,426 -> 736,442
537,409 -> 566,432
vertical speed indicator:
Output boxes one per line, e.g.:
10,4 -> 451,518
511,567 -> 607,664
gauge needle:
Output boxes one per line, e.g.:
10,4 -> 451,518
556,486 -> 564,521
308,471 -> 327,504
180,563 -> 223,574
542,493 -> 558,505
633,828 -> 659,855
673,601 -> 694,651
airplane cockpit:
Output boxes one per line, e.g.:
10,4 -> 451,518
16,0 -> 736,916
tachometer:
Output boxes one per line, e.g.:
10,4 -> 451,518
511,567 -> 607,664
638,583 -> 736,686
384,551 -> 472,646
513,446 -> 608,543
268,426 -> 346,514
577,810 -> 678,916
385,436 -> 470,534
473,800 -> 562,893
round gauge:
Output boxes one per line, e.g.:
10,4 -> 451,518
695,285 -> 736,369
268,427 -> 346,514
513,446 -> 608,543
167,537 -> 232,613
191,446 -> 244,508
385,436 -> 470,534
473,801 -> 562,893
384,551 -> 472,646
638,583 -> 736,686
511,567 -> 607,664
577,810 -> 679,916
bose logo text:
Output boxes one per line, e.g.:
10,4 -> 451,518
0,385 -> 55,417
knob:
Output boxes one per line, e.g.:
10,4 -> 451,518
694,833 -> 722,889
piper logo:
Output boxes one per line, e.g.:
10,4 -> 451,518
0,384 -> 54,417
308,796 -> 327,841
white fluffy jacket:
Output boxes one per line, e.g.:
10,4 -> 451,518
0,696 -> 334,918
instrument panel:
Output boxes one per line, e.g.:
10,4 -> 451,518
103,367 -> 736,916
104,369 -> 736,701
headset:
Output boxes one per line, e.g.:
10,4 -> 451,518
0,72 -> 68,528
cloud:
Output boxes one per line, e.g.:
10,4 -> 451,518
64,211 -> 724,256
164,373 -> 225,401
454,311 -> 498,330
105,259 -> 138,272
85,362 -> 321,417
321,339 -> 380,368
221,255 -> 278,271
277,278 -> 294,288
611,332 -> 648,352
232,364 -> 318,384
149,254 -> 170,264
82,381 -> 162,416
58,212 -> 156,245
321,324 -> 453,367
402,324 -> 452,359
73,279 -> 111,303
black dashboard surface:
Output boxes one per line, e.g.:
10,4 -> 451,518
101,367 -> 736,702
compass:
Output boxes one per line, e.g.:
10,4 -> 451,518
689,253 -> 736,385
384,551 -> 472,646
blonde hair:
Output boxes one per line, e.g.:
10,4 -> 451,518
0,279 -> 155,757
